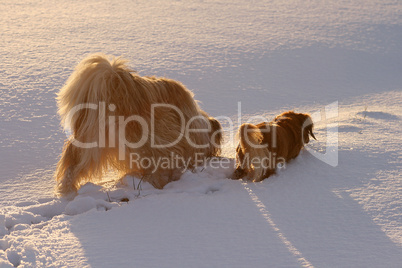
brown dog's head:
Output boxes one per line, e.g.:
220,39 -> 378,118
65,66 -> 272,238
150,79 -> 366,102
275,111 -> 316,144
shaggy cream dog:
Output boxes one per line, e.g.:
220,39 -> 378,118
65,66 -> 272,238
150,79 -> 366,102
56,54 -> 222,196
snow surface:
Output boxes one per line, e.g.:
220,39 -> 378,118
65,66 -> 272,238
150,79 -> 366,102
1,0 -> 401,267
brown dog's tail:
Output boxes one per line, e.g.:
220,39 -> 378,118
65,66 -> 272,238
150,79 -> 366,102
238,123 -> 269,181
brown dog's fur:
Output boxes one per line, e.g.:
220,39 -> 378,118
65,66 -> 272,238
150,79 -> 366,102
55,54 -> 222,196
233,111 -> 315,182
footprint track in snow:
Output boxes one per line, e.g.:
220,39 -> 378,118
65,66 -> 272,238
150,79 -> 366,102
0,164 -> 233,266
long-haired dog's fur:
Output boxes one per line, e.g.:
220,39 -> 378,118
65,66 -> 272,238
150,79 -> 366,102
56,54 -> 222,196
233,111 -> 316,182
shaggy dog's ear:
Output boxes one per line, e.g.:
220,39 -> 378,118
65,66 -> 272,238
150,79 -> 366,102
208,117 -> 223,155
209,117 -> 222,141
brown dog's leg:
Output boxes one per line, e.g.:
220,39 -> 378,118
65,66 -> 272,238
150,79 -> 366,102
258,168 -> 275,182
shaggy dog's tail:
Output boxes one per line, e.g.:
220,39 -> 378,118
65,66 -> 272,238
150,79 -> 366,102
57,54 -> 135,134
238,123 -> 269,181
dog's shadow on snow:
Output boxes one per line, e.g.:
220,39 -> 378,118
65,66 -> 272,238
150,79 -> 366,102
244,149 -> 402,267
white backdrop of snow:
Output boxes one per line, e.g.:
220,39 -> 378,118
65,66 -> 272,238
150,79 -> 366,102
0,0 -> 401,267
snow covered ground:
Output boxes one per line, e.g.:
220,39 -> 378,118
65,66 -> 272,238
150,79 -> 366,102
1,0 -> 401,267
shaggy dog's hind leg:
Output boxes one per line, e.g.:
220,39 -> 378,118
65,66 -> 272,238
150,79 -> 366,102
55,139 -> 80,196
55,139 -> 101,196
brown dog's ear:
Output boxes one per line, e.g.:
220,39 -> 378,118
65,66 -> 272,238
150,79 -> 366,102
303,115 -> 317,141
309,128 -> 317,140
303,124 -> 315,143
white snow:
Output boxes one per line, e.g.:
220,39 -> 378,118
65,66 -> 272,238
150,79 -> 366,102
1,0 -> 401,267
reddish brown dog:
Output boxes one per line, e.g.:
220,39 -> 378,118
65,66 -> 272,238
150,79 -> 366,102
233,111 -> 316,182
